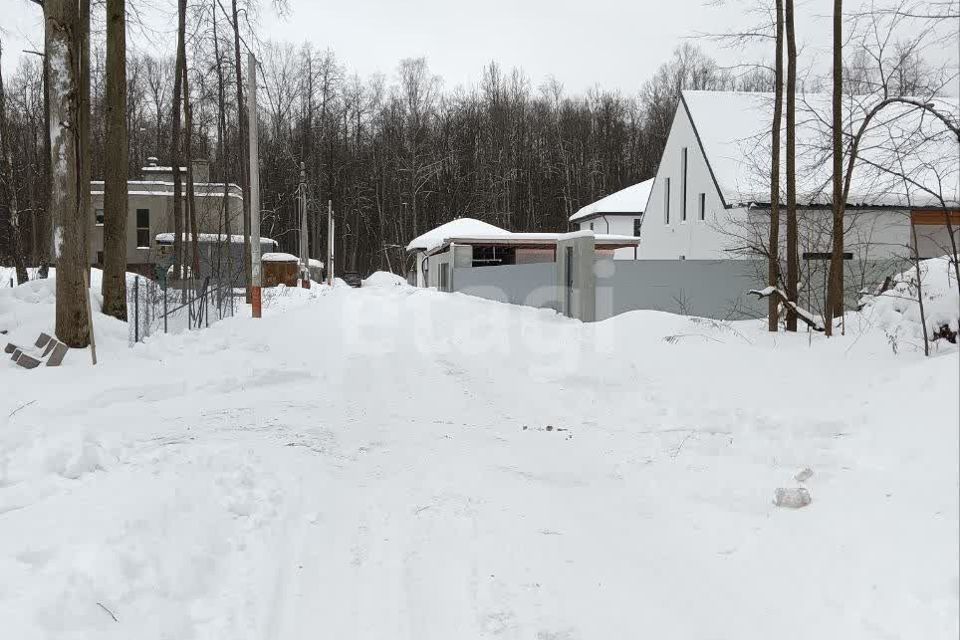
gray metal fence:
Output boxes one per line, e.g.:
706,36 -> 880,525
596,259 -> 767,321
453,262 -> 559,310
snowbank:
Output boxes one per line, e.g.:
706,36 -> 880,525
362,271 -> 408,288
861,256 -> 959,349
0,273 -> 956,639
0,269 -> 134,365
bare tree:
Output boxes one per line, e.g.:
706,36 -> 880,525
825,0 -> 844,337
170,0 -> 186,286
101,0 -> 128,320
183,60 -> 200,276
79,0 -> 91,272
767,0 -> 784,331
909,223 -> 930,356
46,0 -> 90,346
784,0 -> 799,331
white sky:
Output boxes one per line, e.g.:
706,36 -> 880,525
1,0 -> 955,95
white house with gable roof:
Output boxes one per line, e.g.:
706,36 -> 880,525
639,90 -> 959,267
569,179 -> 653,259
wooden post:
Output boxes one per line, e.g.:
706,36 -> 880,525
300,161 -> 310,288
247,52 -> 262,318
83,270 -> 97,364
327,200 -> 334,286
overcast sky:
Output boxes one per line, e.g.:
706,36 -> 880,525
0,0 -> 955,94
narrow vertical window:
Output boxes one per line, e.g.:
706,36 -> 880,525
664,177 -> 671,224
633,218 -> 642,237
699,193 -> 706,221
681,147 -> 688,222
136,208 -> 151,248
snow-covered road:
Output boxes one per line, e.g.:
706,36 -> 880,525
1,278 -> 957,639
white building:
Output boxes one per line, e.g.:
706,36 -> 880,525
569,179 -> 653,259
406,218 -> 639,289
639,90 -> 959,263
90,158 -> 244,277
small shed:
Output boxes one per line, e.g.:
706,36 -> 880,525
262,252 -> 299,287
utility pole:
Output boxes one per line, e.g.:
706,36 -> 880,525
326,200 -> 334,286
299,161 -> 310,288
247,52 -> 262,318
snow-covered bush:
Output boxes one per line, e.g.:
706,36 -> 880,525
861,256 -> 959,348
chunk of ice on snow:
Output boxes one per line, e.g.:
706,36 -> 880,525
794,467 -> 814,483
774,487 -> 811,509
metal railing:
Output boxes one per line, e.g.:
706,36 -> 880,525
128,274 -> 240,344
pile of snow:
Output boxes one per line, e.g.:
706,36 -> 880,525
0,267 -> 47,287
405,217 -> 510,252
861,256 -> 959,348
362,271 -> 408,288
0,269 -> 136,364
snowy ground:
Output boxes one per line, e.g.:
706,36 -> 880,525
0,272 -> 957,639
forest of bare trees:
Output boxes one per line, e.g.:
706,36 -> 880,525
0,10 -> 763,282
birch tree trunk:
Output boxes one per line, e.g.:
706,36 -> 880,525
767,0 -> 784,332
101,0 -> 128,320
47,0 -> 90,347
785,0 -> 799,331
825,0 -> 844,336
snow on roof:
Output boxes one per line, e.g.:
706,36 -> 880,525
682,90 -> 959,208
423,231 -> 640,255
570,179 -> 655,222
262,252 -> 299,262
155,232 -> 277,245
406,218 -> 510,252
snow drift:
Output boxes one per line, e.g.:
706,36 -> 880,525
861,256 -> 959,348
0,270 -> 956,640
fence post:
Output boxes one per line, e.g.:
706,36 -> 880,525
134,276 -> 140,343
163,278 -> 168,334
187,278 -> 193,330
205,278 -> 210,328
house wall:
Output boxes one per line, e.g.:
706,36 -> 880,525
515,248 -> 555,264
913,222 -> 958,259
89,185 -> 243,269
577,215 -> 640,259
639,104 -> 731,260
